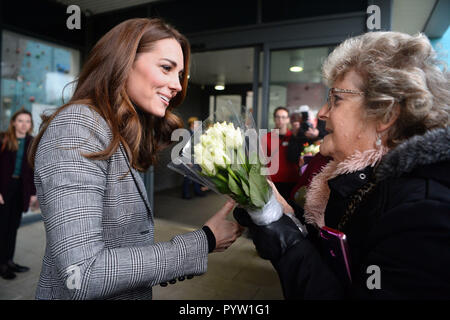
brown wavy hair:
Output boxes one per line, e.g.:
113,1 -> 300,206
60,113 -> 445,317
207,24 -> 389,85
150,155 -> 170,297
1,108 -> 33,152
29,18 -> 187,171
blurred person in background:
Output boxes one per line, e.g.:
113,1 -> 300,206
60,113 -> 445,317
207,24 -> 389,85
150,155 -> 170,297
0,108 -> 37,280
287,106 -> 327,166
262,106 -> 299,201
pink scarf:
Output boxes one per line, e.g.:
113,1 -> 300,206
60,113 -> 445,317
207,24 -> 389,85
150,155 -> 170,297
304,146 -> 389,228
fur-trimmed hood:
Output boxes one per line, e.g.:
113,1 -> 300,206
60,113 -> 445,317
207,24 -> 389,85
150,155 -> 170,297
375,126 -> 450,182
303,126 -> 450,228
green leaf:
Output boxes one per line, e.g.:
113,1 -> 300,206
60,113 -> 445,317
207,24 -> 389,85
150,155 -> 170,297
210,176 -> 230,194
228,172 -> 244,197
240,178 -> 250,197
232,193 -> 249,206
248,163 -> 269,208
248,151 -> 259,168
236,148 -> 249,173
231,163 -> 248,184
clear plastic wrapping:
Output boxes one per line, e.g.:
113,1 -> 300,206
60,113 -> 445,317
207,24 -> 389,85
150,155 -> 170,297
168,103 -> 282,225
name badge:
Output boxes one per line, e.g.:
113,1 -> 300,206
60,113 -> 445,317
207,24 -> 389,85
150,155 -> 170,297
282,141 -> 289,147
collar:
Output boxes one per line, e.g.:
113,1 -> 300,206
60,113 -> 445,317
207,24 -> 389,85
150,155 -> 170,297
304,146 -> 388,228
328,166 -> 374,199
375,126 -> 450,182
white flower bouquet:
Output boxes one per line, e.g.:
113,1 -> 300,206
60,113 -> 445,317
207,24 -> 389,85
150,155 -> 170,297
168,105 -> 283,225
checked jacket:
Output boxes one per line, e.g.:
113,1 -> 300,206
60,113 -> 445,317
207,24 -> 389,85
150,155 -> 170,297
34,104 -> 209,300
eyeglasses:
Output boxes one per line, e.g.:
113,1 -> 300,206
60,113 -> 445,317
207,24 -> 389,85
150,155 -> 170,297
327,87 -> 365,111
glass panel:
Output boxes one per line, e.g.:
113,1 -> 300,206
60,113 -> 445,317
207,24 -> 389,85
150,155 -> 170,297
268,46 -> 333,129
1,30 -> 80,133
189,47 -> 254,121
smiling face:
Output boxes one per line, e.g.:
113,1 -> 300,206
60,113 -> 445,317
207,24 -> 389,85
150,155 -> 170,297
317,70 -> 378,162
13,113 -> 32,138
126,38 -> 184,118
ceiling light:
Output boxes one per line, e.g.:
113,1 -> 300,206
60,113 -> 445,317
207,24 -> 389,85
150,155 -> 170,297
289,56 -> 304,73
289,66 -> 303,72
214,74 -> 225,91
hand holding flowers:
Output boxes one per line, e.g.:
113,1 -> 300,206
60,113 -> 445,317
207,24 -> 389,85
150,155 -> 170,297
193,121 -> 272,212
169,118 -> 283,226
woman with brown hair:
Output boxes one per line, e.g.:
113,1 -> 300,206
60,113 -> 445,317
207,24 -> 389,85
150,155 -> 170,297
29,18 -> 242,299
0,108 -> 37,279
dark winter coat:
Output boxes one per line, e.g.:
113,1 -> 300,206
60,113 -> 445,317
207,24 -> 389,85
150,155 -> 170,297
276,126 -> 450,299
0,134 -> 36,212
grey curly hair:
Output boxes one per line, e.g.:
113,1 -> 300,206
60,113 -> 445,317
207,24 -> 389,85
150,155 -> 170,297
322,31 -> 449,148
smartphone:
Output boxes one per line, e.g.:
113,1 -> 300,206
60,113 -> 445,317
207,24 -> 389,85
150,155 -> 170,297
319,226 -> 352,284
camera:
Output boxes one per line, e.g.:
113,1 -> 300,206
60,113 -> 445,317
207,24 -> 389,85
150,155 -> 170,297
300,111 -> 312,131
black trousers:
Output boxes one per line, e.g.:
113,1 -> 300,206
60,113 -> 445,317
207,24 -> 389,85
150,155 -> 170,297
0,178 -> 23,265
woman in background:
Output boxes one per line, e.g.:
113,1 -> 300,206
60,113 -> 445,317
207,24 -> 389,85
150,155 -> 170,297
0,108 -> 37,280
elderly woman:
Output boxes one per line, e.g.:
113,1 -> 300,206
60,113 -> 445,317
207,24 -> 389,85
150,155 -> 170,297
234,31 -> 450,299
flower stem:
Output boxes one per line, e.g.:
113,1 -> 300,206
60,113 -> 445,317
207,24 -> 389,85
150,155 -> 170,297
237,148 -> 249,172
216,172 -> 228,183
227,166 -> 240,183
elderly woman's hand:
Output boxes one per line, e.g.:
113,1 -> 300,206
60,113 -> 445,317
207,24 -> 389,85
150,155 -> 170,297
267,180 -> 294,214
233,207 -> 305,261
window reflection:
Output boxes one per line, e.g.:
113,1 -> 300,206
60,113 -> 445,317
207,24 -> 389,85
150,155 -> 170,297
1,30 -> 80,133
268,46 -> 333,129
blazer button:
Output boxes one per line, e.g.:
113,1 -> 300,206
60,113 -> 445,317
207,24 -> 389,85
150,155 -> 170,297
178,276 -> 185,281
187,275 -> 194,279
169,279 -> 177,284
160,282 -> 168,287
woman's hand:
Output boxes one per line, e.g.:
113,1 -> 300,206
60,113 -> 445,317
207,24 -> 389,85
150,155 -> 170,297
298,156 -> 305,168
304,127 -> 319,139
267,180 -> 294,214
0,193 -> 4,205
204,199 -> 244,252
29,195 -> 39,211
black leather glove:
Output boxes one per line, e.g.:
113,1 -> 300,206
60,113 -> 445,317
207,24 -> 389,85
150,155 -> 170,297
233,208 -> 305,261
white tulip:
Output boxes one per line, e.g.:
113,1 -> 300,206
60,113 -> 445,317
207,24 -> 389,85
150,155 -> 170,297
194,121 -> 244,174
194,143 -> 217,175
202,156 -> 216,175
213,148 -> 231,168
194,143 -> 204,164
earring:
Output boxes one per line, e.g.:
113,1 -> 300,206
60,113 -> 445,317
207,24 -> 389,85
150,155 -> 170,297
375,133 -> 382,147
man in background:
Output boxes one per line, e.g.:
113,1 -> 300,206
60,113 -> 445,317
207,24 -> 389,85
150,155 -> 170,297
262,107 -> 299,201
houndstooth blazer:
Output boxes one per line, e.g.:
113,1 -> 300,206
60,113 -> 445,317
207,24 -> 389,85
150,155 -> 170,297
34,104 -> 209,300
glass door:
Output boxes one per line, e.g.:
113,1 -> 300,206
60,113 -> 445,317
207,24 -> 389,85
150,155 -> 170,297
267,46 -> 333,129
189,46 -> 261,126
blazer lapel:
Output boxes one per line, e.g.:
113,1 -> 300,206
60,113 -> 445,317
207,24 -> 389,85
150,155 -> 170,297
119,144 -> 153,220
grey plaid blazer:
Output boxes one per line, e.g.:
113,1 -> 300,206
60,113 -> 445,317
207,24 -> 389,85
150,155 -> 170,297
34,104 -> 208,300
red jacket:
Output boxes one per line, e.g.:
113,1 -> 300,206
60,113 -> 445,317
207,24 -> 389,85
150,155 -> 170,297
264,130 -> 299,183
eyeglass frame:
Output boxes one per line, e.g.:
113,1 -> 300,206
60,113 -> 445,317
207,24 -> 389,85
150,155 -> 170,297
274,115 -> 289,119
327,87 -> 365,111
